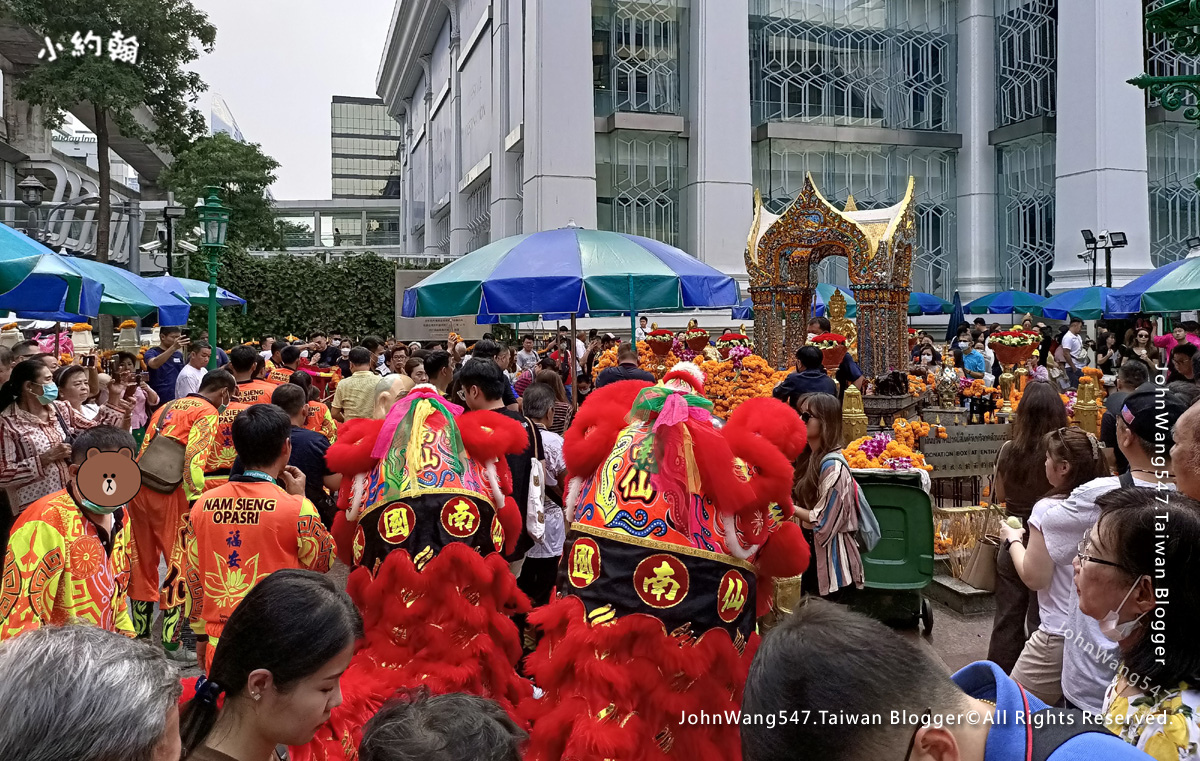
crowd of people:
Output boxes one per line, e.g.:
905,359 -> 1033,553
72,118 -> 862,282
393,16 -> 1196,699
0,317 -> 1195,761
904,315 -> 1200,392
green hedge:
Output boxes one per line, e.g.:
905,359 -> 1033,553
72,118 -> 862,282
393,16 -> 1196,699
185,250 -> 398,344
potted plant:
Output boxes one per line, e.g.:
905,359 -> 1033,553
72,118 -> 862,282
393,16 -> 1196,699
989,329 -> 1040,367
646,329 -> 675,357
683,326 -> 711,352
807,332 -> 848,372
715,332 -> 751,359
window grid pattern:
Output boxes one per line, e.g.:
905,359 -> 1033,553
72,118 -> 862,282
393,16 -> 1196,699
996,134 -> 1056,295
594,0 -> 682,116
996,0 -> 1056,127
750,0 -> 955,131
466,180 -> 492,253
431,214 -> 450,256
756,140 -> 957,298
331,101 -> 403,137
599,133 -> 682,246
1148,123 -> 1200,268
332,137 -> 400,158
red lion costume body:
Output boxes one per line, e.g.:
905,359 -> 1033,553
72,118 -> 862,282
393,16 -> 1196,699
294,387 -> 533,761
523,364 -> 810,761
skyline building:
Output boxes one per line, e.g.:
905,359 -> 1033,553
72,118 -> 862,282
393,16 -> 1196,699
331,95 -> 404,200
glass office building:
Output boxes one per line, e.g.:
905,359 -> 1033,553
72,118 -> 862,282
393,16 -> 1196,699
331,96 -> 403,200
379,0 -> 1197,294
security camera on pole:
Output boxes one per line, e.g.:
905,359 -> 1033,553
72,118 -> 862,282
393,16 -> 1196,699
1080,229 -> 1128,288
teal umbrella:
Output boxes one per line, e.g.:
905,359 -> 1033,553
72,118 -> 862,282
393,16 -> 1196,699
402,227 -> 739,319
965,290 -> 1045,315
0,223 -> 104,315
1140,257 -> 1200,313
150,275 -> 246,308
909,291 -> 952,316
1040,287 -> 1113,321
19,258 -> 190,324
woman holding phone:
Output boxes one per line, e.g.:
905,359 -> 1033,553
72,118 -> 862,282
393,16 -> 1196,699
107,351 -> 158,449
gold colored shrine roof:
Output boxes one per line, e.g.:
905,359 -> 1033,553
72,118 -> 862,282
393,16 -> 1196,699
746,174 -> 916,268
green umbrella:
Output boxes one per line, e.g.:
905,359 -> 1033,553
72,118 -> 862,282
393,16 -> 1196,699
1142,257 -> 1200,312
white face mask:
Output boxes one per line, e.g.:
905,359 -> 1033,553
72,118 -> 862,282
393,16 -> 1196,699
341,348 -> 350,357
1098,576 -> 1150,642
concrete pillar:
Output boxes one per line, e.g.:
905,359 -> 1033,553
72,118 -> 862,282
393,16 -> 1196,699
420,55 -> 438,256
402,98 -> 416,252
1051,0 -> 1152,291
397,100 -> 410,251
955,0 -> 999,300
490,0 -> 521,240
682,0 -> 753,274
523,0 -> 597,231
444,3 -> 470,255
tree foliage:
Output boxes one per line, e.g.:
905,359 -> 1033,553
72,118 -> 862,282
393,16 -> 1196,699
160,133 -> 281,251
2,0 -> 216,261
191,251 -> 398,344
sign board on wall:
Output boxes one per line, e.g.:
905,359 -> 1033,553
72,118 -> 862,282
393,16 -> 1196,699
395,269 -> 488,342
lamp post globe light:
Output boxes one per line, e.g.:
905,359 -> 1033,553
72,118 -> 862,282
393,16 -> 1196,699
197,186 -> 230,370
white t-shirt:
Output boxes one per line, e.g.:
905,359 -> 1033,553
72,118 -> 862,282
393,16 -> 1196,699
516,349 -> 539,373
636,327 -> 647,342
575,339 -> 587,373
1026,496 -> 1076,636
175,363 -> 207,398
1062,331 -> 1086,364
527,428 -> 566,559
1053,474 -> 1176,712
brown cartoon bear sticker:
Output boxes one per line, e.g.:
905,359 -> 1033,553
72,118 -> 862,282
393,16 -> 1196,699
76,447 -> 143,508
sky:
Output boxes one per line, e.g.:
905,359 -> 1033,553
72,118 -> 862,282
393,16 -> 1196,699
188,0 -> 395,200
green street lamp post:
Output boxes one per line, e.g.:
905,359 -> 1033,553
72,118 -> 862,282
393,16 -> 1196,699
196,186 -> 230,370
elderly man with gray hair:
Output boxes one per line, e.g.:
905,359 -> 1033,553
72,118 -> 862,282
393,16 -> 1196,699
0,624 -> 182,761
514,382 -> 567,609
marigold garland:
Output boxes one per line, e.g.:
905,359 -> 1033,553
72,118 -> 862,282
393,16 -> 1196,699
699,355 -> 789,419
70,323 -> 92,332
591,342 -> 677,381
1,323 -> 17,331
118,320 -> 138,330
843,434 -> 933,472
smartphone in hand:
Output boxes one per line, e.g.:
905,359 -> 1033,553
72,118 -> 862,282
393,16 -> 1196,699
123,383 -> 139,400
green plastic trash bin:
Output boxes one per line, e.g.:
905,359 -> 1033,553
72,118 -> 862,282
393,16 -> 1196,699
850,482 -> 935,633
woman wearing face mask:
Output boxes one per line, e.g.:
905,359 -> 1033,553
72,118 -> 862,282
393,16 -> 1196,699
179,569 -> 362,761
909,346 -> 941,376
998,427 -> 1110,705
0,359 -> 130,516
1076,488 -> 1200,757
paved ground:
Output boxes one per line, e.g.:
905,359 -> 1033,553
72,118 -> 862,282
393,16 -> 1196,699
912,599 -> 993,673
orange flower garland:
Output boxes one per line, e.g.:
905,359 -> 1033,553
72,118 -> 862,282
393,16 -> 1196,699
700,355 -> 789,419
592,342 -> 677,382
843,435 -> 933,472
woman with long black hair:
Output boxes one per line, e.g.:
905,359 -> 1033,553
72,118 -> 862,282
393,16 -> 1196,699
987,380 -> 1068,672
179,569 -> 362,761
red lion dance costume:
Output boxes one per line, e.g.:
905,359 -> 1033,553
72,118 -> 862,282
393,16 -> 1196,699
523,363 -> 811,761
294,386 -> 533,761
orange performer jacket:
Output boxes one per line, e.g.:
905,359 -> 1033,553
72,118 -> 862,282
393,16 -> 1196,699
232,378 -> 278,405
0,490 -> 133,640
200,401 -> 251,492
303,400 -> 337,442
266,366 -> 298,385
185,474 -> 335,643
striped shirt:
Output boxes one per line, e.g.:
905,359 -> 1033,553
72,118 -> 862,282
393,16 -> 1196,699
0,401 -> 123,513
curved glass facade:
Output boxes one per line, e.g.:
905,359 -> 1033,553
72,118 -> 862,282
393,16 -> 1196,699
596,132 -> 685,246
997,134 -> 1056,294
749,0 -> 956,131
593,0 -> 685,116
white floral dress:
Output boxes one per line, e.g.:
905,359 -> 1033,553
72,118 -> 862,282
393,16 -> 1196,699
1103,676 -> 1200,761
